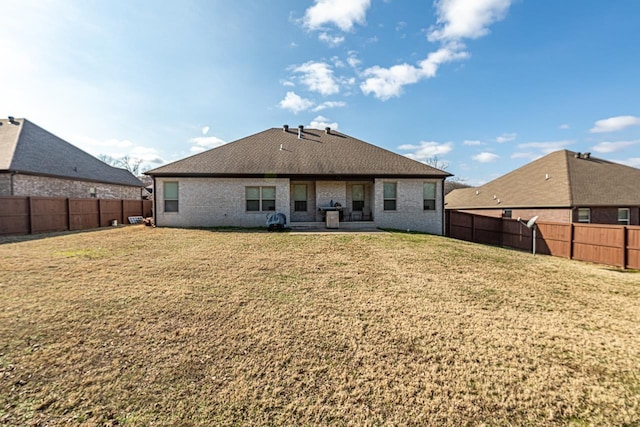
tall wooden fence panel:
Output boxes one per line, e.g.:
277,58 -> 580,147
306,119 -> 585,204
31,197 -> 68,234
0,196 -> 152,236
0,197 -> 30,235
628,227 -> 640,269
446,210 -> 638,269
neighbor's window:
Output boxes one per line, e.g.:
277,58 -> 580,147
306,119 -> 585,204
246,186 -> 276,212
578,208 -> 590,223
423,182 -> 436,210
164,182 -> 179,213
352,184 -> 364,211
502,209 -> 512,218
294,184 -> 307,212
89,187 -> 97,198
618,208 -> 630,225
383,182 -> 397,211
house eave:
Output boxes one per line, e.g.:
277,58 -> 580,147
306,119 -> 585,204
145,172 -> 450,180
4,170 -> 143,187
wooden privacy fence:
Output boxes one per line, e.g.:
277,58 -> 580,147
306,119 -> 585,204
0,196 -> 153,236
446,210 -> 640,270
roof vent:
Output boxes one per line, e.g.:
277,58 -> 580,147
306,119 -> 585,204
283,124 -> 289,132
574,152 -> 581,158
582,152 -> 591,159
8,116 -> 18,125
325,127 -> 331,134
545,173 -> 550,180
298,125 -> 303,139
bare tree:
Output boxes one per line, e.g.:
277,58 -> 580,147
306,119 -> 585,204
423,156 -> 449,171
98,154 -> 145,175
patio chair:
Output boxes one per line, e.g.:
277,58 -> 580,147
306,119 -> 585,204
361,206 -> 371,221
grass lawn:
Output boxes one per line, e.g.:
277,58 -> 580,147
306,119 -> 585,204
0,226 -> 639,426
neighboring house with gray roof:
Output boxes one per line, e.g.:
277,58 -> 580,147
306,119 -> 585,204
146,125 -> 452,233
446,150 -> 640,225
0,117 -> 144,199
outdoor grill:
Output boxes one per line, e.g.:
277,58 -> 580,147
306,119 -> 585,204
266,212 -> 287,231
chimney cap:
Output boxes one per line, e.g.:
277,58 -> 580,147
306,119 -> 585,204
325,127 -> 331,134
283,124 -> 289,132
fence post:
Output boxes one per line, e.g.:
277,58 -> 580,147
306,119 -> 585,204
471,214 -> 475,242
622,226 -> 628,269
66,198 -> 72,231
27,196 -> 33,234
569,223 -> 574,260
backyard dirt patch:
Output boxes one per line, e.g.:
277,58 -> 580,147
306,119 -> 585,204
1,226 -> 639,425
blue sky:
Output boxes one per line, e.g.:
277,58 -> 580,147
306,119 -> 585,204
1,0 -> 639,184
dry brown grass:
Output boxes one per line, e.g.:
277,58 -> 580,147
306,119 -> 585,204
0,226 -> 639,426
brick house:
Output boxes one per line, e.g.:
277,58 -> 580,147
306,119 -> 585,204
146,125 -> 451,233
0,117 -> 144,199
445,150 -> 640,225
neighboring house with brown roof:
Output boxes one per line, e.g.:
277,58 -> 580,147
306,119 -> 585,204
445,150 -> 640,225
146,125 -> 451,233
0,117 -> 144,199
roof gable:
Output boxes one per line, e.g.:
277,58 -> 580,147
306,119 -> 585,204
0,118 -> 143,187
147,127 -> 451,178
446,150 -> 640,209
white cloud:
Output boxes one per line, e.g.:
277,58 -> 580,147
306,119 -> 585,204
617,158 -> 640,168
318,32 -> 345,47
472,152 -> 500,163
71,134 -> 164,166
292,61 -> 340,96
463,139 -> 482,146
496,132 -> 517,143
280,79 -> 295,87
313,101 -> 347,112
517,140 -> 573,154
589,115 -> 640,133
360,44 -> 469,100
309,115 -> 339,130
347,51 -> 362,69
428,0 -> 512,42
398,141 -> 453,160
201,126 -> 210,135
559,124 -> 570,130
189,135 -> 226,153
510,152 -> 537,160
591,139 -> 640,153
303,0 -> 371,32
279,91 -> 314,114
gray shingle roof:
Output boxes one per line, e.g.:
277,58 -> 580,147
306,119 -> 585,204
146,127 -> 452,178
446,150 -> 640,209
0,118 -> 143,187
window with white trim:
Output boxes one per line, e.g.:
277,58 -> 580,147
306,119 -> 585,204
383,182 -> 397,211
89,187 -> 97,198
423,182 -> 436,210
246,186 -> 276,212
164,182 -> 179,213
618,208 -> 630,225
577,208 -> 590,223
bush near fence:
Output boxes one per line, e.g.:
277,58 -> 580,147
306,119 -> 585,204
0,196 -> 153,236
446,210 -> 640,270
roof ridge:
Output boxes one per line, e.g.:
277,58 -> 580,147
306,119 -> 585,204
561,150 -> 573,206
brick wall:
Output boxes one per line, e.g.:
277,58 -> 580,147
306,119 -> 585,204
574,207 -> 640,225
373,178 -> 444,235
155,177 -> 290,228
455,208 -> 572,223
11,174 -> 140,199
